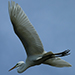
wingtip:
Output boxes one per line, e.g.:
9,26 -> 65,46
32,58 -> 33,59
68,64 -> 72,67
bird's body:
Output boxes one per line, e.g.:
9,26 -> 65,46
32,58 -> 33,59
8,1 -> 71,73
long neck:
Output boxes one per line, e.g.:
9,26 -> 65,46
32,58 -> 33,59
17,63 -> 30,73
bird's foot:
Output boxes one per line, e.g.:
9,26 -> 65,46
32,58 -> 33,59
54,49 -> 70,57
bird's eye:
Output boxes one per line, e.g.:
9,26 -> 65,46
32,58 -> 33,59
16,63 -> 19,66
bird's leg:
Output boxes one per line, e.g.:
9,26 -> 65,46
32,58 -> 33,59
54,49 -> 70,57
33,49 -> 70,63
42,49 -> 70,59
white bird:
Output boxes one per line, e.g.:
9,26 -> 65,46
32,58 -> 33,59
8,1 -> 71,73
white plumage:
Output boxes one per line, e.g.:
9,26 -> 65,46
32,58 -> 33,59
8,1 -> 71,73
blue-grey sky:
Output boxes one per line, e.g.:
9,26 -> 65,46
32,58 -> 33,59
0,0 -> 74,75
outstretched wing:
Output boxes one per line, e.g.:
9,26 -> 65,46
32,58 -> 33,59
8,1 -> 45,56
43,57 -> 71,67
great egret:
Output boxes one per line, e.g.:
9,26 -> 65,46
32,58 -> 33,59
8,1 -> 71,73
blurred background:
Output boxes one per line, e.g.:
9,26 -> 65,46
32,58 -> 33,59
0,0 -> 74,75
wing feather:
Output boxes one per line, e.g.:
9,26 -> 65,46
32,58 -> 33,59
8,1 -> 44,56
43,57 -> 71,67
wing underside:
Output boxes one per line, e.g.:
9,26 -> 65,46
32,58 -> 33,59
43,57 -> 71,67
8,1 -> 44,56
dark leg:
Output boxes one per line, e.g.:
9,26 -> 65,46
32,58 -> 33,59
33,49 -> 70,63
54,49 -> 70,57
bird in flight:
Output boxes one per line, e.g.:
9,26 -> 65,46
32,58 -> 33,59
8,1 -> 71,73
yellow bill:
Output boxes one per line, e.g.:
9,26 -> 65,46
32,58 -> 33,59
9,65 -> 16,71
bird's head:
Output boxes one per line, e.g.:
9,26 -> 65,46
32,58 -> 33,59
9,61 -> 26,73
